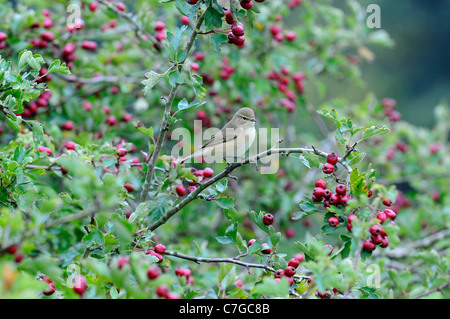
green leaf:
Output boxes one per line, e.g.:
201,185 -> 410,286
215,197 -> 235,209
134,121 -> 154,138
27,57 -> 41,72
168,70 -> 184,87
210,33 -> 229,53
205,7 -> 223,29
18,50 -> 32,69
360,125 -> 389,141
177,98 -> 190,110
142,71 -> 166,94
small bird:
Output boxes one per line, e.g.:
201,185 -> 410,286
178,107 -> 257,164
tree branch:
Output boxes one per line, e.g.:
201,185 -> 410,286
149,144 -> 353,231
139,10 -> 206,203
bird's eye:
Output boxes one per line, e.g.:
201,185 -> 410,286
242,116 -> 247,120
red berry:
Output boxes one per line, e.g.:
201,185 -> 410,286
363,240 -> 376,252
376,211 -> 387,223
118,256 -> 129,269
369,225 -> 382,236
329,193 -> 340,206
347,214 -> 358,223
38,146 -> 52,156
146,250 -> 163,263
66,141 -> 76,151
313,187 -> 325,198
284,266 -> 296,277
123,183 -> 134,192
327,152 -> 339,165
240,0 -> 253,10
81,40 -> 97,50
154,244 -> 166,254
371,234 -> 383,245
233,35 -> 245,46
294,253 -> 304,262
247,238 -> 256,247
14,254 -> 23,263
384,209 -> 396,220
203,167 -> 214,178
88,2 -> 98,11
346,222 -> 352,232
0,32 -> 7,41
274,269 -> 285,278
175,184 -> 186,196
116,2 -> 126,11
186,0 -> 199,4
323,189 -> 332,199
335,184 -> 346,195
339,195 -> 351,206
62,120 -> 74,130
147,266 -> 161,280
288,258 -> 300,269
187,186 -> 197,194
285,31 -> 297,41
260,243 -> 271,254
231,23 -> 245,37
380,237 -> 389,248
180,15 -> 190,25
328,216 -> 339,227
73,275 -> 87,296
322,163 -> 335,174
315,179 -> 327,189
106,116 -> 117,126
155,21 -> 165,31
383,199 -> 392,207
312,194 -> 323,203
41,31 -> 55,42
156,285 -> 170,298
225,10 -> 235,25
263,213 -> 274,226
7,245 -> 18,255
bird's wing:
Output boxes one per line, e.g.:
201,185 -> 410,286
201,130 -> 237,149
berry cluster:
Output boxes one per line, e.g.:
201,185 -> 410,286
225,12 -> 246,47
274,253 -> 304,286
322,152 -> 339,174
6,244 -> 24,264
381,97 -> 401,123
268,68 -> 305,113
175,167 -> 214,197
312,178 -> 352,210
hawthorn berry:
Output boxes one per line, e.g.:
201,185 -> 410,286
339,195 -> 351,206
175,185 -> 186,196
42,277 -> 56,296
322,163 -> 335,174
146,250 -> 164,263
123,183 -> 134,192
81,40 -> 97,50
369,225 -> 382,236
384,209 -> 396,220
73,275 -> 87,296
315,179 -> 327,189
363,240 -> 376,252
240,0 -> 253,10
247,239 -> 256,247
233,35 -> 245,46
376,211 -> 387,223
383,199 -> 392,207
294,253 -> 304,262
284,266 -> 296,277
156,285 -> 170,298
117,256 -> 129,269
327,152 -> 339,165
288,258 -> 300,269
313,187 -> 325,198
187,185 -> 197,194
274,269 -> 285,278
186,0 -> 199,4
335,184 -> 346,196
323,189 -> 332,199
380,236 -> 389,248
329,193 -> 340,206
7,245 -> 18,255
147,266 -> 161,280
203,167 -> 214,178
154,244 -> 166,254
263,213 -> 274,226
261,243 -> 271,254
62,120 -> 74,130
231,23 -> 245,37
328,216 -> 339,227
312,194 -> 323,203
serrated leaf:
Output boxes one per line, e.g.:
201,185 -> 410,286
168,70 -> 184,87
142,71 -> 165,94
210,33 -> 229,53
360,125 -> 389,141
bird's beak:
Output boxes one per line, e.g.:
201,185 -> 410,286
250,118 -> 258,122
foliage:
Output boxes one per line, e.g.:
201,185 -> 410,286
0,0 -> 448,299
